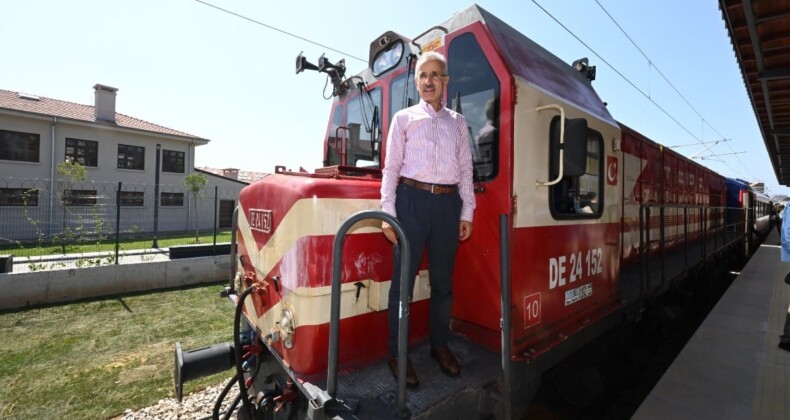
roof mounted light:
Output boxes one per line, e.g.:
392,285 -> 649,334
371,41 -> 404,76
572,57 -> 596,83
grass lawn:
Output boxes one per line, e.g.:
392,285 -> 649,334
0,231 -> 233,258
0,282 -> 236,419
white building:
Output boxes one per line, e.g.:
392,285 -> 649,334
0,84 -> 245,241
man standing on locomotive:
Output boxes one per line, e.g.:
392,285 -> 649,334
380,51 -> 476,388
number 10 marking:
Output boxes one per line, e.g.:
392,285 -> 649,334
524,292 -> 541,329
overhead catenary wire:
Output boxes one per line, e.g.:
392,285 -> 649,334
196,0 -> 758,182
193,0 -> 367,64
594,0 -> 713,134
530,1 -> 704,145
593,0 -> 752,180
531,1 -> 755,180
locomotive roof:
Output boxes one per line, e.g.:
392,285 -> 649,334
444,4 -> 616,127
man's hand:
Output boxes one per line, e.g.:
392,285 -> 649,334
459,221 -> 473,241
382,221 -> 398,244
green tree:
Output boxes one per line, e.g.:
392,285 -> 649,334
56,159 -> 87,252
183,173 -> 208,243
57,158 -> 87,193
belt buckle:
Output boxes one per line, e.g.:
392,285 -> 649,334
430,184 -> 437,194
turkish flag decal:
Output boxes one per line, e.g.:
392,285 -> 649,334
606,156 -> 618,186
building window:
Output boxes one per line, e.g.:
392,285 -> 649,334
0,188 -> 38,206
120,191 -> 144,207
161,192 -> 184,206
162,149 -> 185,173
219,200 -> 235,228
65,138 -> 99,167
0,129 -> 40,163
117,144 -> 145,170
64,189 -> 97,206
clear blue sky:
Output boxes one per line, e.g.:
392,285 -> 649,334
3,0 -> 787,197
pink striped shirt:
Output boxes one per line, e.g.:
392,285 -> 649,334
381,99 -> 476,222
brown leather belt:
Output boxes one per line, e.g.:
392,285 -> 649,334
399,177 -> 457,194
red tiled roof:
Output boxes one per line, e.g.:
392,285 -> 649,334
197,167 -> 269,184
0,88 -> 207,141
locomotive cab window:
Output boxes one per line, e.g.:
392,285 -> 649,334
325,89 -> 383,168
390,71 -> 419,121
549,116 -> 603,218
346,88 -> 382,167
324,105 -> 344,167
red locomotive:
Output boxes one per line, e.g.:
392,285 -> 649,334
175,5 -> 768,418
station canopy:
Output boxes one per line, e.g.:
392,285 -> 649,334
720,0 -> 790,185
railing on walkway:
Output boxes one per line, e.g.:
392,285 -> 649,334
327,210 -> 412,418
638,203 -> 748,298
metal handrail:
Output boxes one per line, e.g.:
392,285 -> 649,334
229,206 -> 238,293
327,210 -> 412,418
638,203 -> 748,299
499,214 -> 513,420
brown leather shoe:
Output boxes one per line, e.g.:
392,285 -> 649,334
388,357 -> 419,388
430,346 -> 460,377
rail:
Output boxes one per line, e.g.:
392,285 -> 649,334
327,210 -> 412,418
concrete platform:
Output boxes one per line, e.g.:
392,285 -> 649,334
634,229 -> 790,419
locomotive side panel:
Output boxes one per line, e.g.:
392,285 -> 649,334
619,124 -> 728,271
508,70 -> 622,358
620,127 -> 661,267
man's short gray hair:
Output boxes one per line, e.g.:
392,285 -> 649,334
414,51 -> 448,81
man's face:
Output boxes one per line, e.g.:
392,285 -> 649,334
417,59 -> 447,108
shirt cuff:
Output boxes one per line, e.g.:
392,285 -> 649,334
460,207 -> 474,223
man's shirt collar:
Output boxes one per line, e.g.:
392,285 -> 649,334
418,99 -> 447,116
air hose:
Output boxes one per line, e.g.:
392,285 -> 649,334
211,373 -> 238,420
233,286 -> 256,419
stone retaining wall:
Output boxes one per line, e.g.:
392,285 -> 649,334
0,255 -> 230,310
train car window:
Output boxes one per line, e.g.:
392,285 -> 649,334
448,33 -> 501,182
324,105 -> 344,167
346,88 -> 383,167
390,72 -> 419,121
549,117 -> 604,218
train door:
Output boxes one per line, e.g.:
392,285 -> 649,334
441,24 -> 514,347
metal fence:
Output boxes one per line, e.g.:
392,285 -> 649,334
0,177 -> 241,259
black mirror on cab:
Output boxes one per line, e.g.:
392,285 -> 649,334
296,52 -> 319,74
550,117 -> 588,178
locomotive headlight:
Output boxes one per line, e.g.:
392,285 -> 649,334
279,309 -> 295,349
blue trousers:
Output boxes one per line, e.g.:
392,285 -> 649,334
388,183 -> 462,357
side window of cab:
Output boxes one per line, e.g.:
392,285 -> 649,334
548,117 -> 604,218
448,33 -> 500,182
